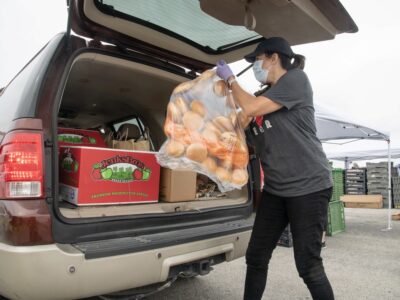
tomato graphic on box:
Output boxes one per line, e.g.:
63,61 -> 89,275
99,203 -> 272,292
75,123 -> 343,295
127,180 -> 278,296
59,146 -> 160,205
60,150 -> 79,173
91,159 -> 152,182
58,128 -> 107,148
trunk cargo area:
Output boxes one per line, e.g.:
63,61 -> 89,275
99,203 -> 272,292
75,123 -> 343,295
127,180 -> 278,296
56,51 -> 250,220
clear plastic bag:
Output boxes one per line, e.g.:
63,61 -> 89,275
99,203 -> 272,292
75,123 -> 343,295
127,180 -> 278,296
156,70 -> 249,192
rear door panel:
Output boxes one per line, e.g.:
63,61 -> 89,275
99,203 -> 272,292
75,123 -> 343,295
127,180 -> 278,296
69,0 -> 357,70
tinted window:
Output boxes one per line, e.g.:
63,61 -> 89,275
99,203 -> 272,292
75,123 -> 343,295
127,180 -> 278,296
96,0 -> 260,51
0,35 -> 63,142
0,49 -> 45,140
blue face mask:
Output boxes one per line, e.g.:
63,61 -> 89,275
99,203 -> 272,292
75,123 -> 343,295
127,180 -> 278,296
252,59 -> 269,84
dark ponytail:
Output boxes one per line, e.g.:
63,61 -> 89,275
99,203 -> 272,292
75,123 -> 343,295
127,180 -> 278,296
266,52 -> 306,70
291,54 -> 305,70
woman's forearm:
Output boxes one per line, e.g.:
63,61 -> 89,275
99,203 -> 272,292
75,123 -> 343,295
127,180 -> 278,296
230,80 -> 257,116
237,110 -> 253,129
230,79 -> 283,117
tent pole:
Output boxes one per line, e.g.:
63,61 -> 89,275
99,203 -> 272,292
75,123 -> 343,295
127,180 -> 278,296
386,139 -> 392,230
344,157 -> 349,169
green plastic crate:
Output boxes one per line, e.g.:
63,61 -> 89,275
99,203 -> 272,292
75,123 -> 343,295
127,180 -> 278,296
327,200 -> 345,236
331,168 -> 344,201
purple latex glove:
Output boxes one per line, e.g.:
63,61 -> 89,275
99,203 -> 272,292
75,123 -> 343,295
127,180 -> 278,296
216,60 -> 234,82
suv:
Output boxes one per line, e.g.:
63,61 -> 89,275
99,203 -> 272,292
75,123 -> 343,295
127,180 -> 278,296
0,1 -> 357,299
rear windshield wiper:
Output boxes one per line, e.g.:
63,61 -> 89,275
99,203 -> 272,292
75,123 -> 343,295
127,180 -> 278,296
236,63 -> 253,77
217,35 -> 260,51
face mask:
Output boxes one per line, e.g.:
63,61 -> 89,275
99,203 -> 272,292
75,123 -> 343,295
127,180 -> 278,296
252,59 -> 269,84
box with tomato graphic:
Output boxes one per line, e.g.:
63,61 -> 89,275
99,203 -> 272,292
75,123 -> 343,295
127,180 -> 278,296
59,146 -> 160,205
58,128 -> 107,148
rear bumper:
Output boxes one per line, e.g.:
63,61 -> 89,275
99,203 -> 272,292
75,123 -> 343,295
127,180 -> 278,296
0,230 -> 251,300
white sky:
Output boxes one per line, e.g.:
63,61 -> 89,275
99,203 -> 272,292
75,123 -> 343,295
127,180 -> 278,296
1,0 -> 399,166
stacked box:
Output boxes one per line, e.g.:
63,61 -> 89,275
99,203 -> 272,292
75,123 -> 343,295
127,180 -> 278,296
327,200 -> 345,236
277,225 -> 293,248
366,162 -> 393,208
59,146 -> 160,205
345,169 -> 367,195
393,177 -> 400,209
58,128 -> 107,148
341,195 -> 383,209
331,168 -> 345,202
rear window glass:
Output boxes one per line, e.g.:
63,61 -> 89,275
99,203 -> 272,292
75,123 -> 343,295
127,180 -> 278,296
96,0 -> 260,52
0,44 -> 49,140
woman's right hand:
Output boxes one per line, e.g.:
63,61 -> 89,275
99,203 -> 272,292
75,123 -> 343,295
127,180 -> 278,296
216,60 -> 234,82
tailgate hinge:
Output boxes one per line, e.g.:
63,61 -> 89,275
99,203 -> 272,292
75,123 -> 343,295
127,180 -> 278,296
45,139 -> 54,147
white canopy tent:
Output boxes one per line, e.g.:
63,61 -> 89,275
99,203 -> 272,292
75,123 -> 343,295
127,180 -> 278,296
326,149 -> 400,163
314,104 -> 393,230
315,104 -> 390,142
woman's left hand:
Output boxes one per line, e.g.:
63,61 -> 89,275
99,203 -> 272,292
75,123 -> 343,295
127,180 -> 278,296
216,60 -> 234,82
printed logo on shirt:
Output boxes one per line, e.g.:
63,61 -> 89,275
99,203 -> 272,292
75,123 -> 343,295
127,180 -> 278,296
252,126 -> 259,136
252,119 -> 272,136
265,120 -> 272,129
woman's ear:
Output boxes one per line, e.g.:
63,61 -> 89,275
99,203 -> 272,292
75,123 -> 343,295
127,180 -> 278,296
271,53 -> 279,64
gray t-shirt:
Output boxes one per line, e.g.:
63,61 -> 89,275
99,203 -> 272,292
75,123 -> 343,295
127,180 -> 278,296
249,68 -> 332,197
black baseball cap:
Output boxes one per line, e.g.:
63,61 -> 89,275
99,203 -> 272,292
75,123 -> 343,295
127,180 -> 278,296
244,37 -> 294,63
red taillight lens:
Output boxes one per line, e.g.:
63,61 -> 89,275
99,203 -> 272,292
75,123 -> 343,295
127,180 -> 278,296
0,131 -> 44,198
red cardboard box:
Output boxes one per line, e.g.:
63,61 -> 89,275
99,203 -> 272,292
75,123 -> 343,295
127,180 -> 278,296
58,128 -> 107,148
59,146 -> 160,205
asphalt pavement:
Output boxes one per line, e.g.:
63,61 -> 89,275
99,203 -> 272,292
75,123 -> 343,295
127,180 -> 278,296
143,208 -> 400,300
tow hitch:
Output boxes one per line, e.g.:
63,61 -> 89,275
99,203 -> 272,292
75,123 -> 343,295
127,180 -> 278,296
99,254 -> 224,299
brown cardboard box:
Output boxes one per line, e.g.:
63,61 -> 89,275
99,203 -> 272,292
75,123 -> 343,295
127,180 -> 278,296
340,195 -> 383,209
159,168 -> 197,202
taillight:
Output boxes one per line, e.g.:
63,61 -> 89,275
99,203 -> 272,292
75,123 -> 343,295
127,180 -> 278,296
0,131 -> 44,199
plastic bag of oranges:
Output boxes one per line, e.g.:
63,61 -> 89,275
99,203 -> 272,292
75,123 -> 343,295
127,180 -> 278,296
156,70 -> 249,192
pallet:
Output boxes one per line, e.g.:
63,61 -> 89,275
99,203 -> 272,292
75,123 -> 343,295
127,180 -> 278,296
345,169 -> 366,181
346,192 -> 367,195
346,169 -> 366,173
367,183 -> 389,190
346,184 -> 367,189
367,170 -> 389,174
347,184 -> 366,189
346,178 -> 366,183
346,187 -> 366,192
367,162 -> 393,169
367,179 -> 389,183
346,186 -> 367,190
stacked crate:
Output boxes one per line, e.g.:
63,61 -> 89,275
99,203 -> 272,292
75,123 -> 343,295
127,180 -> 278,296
345,169 -> 367,195
331,168 -> 345,202
393,176 -> 400,208
277,225 -> 293,248
327,200 -> 345,236
366,162 -> 392,208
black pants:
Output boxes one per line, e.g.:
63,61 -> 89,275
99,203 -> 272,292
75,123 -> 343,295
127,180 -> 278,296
244,188 -> 334,300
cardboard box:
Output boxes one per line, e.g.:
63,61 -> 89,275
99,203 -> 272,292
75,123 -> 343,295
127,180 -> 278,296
58,128 -> 107,148
59,146 -> 160,205
159,168 -> 197,202
340,195 -> 383,209
392,213 -> 400,221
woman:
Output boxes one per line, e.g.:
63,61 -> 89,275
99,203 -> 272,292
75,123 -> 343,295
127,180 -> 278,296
216,37 -> 334,300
